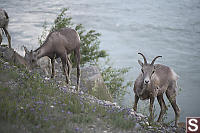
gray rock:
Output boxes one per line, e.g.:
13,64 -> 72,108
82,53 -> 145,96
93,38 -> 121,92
71,66 -> 113,101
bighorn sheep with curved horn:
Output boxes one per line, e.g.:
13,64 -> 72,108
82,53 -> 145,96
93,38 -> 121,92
133,53 -> 180,127
24,27 -> 81,90
0,8 -> 11,48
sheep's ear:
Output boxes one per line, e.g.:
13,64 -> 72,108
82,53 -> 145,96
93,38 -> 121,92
138,60 -> 143,67
23,46 -> 29,53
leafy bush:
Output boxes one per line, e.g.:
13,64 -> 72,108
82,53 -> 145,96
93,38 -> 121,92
38,8 -> 133,101
99,59 -> 133,102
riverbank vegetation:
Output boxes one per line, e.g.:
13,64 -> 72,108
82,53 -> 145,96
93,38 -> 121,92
38,8 -> 133,103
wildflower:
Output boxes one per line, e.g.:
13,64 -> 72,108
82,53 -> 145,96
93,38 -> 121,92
93,107 -> 96,112
75,127 -> 79,132
35,101 -> 43,104
67,111 -> 72,114
50,105 -> 54,108
44,118 -> 48,121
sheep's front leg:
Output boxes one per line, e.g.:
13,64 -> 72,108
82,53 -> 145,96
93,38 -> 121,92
50,58 -> 55,78
149,97 -> 155,121
133,95 -> 139,111
0,32 -> 2,45
3,28 -> 11,48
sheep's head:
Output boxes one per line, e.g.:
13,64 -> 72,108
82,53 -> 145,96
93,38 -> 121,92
138,53 -> 162,86
23,46 -> 38,68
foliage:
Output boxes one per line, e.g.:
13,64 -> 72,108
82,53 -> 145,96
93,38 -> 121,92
38,8 -> 133,103
100,58 -> 133,102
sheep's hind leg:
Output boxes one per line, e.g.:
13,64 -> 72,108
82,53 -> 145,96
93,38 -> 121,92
61,54 -> 70,88
74,49 -> 80,91
166,82 -> 180,127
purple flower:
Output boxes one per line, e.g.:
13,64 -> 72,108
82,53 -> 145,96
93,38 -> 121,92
61,110 -> 64,113
44,118 -> 48,121
75,127 -> 79,132
67,111 -> 72,115
93,107 -> 96,112
35,101 -> 43,104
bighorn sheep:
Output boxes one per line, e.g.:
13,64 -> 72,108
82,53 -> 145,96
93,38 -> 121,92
23,46 -> 53,75
0,46 -> 30,68
133,53 -> 180,127
0,8 -> 11,48
24,27 -> 81,90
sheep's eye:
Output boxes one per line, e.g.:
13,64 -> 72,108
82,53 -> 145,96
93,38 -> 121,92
152,70 -> 155,74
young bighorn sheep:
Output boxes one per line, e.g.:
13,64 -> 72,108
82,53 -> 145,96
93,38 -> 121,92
133,53 -> 180,127
24,47 -> 52,75
0,8 -> 11,48
0,46 -> 30,68
24,27 -> 81,90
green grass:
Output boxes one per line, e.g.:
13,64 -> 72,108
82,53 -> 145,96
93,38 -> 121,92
0,59 -> 136,132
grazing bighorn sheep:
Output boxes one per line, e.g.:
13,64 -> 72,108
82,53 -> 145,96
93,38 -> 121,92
0,46 -> 30,68
0,8 -> 11,48
23,46 -> 53,75
133,53 -> 180,127
24,27 -> 81,90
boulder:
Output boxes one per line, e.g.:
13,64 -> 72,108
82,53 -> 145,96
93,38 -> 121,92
71,66 -> 113,101
0,46 -> 14,61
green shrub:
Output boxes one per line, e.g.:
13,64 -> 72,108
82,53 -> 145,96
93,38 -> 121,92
38,8 -> 133,102
99,58 -> 133,102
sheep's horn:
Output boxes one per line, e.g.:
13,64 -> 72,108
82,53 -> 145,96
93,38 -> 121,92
138,53 -> 147,65
151,56 -> 162,65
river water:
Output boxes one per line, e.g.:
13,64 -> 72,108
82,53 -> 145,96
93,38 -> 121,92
1,0 -> 200,122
